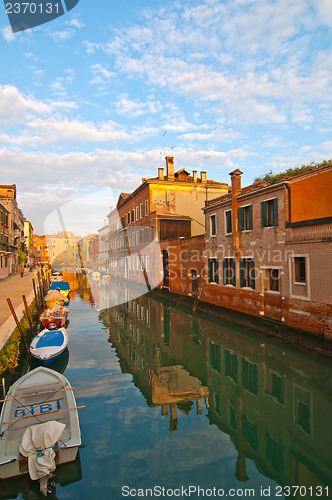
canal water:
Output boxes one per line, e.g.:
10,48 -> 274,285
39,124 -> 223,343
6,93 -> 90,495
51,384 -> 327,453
1,276 -> 332,499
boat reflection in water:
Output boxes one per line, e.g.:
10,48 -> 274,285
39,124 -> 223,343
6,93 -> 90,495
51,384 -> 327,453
98,284 -> 332,492
0,452 -> 82,500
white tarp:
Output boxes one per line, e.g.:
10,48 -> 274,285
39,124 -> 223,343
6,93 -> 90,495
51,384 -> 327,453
19,421 -> 66,480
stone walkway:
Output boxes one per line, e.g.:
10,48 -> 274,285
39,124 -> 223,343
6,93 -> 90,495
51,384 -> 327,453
0,271 -> 36,351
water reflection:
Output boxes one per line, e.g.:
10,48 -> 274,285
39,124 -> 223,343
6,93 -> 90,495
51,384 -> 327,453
98,285 -> 332,491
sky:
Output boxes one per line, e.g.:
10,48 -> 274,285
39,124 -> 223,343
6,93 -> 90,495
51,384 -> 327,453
0,0 -> 331,235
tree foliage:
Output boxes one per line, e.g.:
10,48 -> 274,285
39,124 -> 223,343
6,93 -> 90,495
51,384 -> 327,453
254,159 -> 332,185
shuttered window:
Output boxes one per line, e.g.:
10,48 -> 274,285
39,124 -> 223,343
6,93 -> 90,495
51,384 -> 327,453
223,258 -> 235,286
208,258 -> 219,283
261,198 -> 278,227
210,214 -> 216,236
225,210 -> 232,234
238,205 -> 253,231
240,258 -> 255,288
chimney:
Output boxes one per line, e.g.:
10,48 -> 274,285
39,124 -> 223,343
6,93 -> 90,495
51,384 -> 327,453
201,171 -> 207,183
229,168 -> 243,195
229,169 -> 243,253
193,170 -> 197,182
158,167 -> 164,180
166,156 -> 174,180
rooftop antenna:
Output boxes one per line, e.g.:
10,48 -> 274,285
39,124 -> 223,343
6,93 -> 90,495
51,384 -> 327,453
163,131 -> 167,158
204,155 -> 211,169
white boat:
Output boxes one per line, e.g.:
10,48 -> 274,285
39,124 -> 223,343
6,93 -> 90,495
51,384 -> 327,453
0,367 -> 83,481
29,328 -> 69,366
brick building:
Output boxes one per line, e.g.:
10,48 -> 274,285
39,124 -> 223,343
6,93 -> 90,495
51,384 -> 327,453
201,164 -> 332,335
107,156 -> 230,287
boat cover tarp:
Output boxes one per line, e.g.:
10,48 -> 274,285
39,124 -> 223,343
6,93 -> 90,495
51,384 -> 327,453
36,330 -> 65,348
19,421 -> 66,480
44,290 -> 64,302
49,282 -> 70,292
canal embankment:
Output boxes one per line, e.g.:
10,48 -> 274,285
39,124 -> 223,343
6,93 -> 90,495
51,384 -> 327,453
150,287 -> 332,359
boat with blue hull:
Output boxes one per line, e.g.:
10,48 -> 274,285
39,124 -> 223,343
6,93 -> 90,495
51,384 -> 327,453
29,328 -> 69,366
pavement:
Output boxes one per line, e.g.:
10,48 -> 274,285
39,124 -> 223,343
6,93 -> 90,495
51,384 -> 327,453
0,271 -> 36,351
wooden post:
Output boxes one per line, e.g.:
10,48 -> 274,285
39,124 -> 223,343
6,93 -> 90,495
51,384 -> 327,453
32,278 -> 41,313
22,295 -> 33,333
1,378 -> 5,398
6,298 -> 30,356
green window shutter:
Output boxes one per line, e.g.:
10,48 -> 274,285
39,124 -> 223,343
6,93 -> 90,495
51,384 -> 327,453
261,201 -> 267,227
215,259 -> 219,284
211,215 -> 216,235
249,204 -> 253,230
250,259 -> 255,289
208,259 -> 213,283
232,259 -> 236,286
240,258 -> 245,287
223,259 -> 227,285
273,198 -> 278,226
238,207 -> 244,231
226,211 -> 232,233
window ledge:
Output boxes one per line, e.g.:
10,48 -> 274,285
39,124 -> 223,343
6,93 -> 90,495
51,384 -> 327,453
265,290 -> 281,295
208,281 -> 219,286
224,284 -> 235,288
241,286 -> 255,291
293,281 -> 307,286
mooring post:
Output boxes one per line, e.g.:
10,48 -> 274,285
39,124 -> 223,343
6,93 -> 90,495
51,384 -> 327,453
1,378 -> 5,397
22,294 -> 33,333
6,298 -> 30,356
32,278 -> 41,313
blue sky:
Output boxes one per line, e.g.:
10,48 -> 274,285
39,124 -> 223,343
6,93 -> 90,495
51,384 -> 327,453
1,0 -> 331,234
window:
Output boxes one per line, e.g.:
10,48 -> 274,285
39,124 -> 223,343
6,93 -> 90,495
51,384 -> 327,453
209,342 -> 221,372
140,203 -> 143,218
224,349 -> 238,383
240,258 -> 255,288
238,205 -> 253,231
210,214 -> 216,236
261,198 -> 278,227
127,212 -> 131,224
294,256 -> 306,283
145,200 -> 149,216
225,210 -> 232,234
268,268 -> 280,292
136,206 -> 139,221
242,358 -> 258,395
223,258 -> 235,286
131,209 -> 134,222
208,258 -> 219,283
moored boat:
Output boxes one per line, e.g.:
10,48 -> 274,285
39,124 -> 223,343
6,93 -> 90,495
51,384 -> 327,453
0,367 -> 83,481
48,282 -> 70,299
29,328 -> 69,366
40,305 -> 69,330
49,270 -> 63,282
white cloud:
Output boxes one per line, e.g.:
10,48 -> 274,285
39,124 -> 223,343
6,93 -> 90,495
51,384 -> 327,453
1,26 -> 15,42
115,94 -> 162,117
0,84 -> 77,125
89,63 -> 115,86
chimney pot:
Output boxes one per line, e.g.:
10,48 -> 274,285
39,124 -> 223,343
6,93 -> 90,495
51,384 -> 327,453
193,170 -> 197,182
201,171 -> 207,183
166,156 -> 174,180
158,167 -> 164,180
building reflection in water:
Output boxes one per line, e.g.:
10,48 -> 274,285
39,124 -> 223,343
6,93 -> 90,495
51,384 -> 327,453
94,280 -> 332,491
